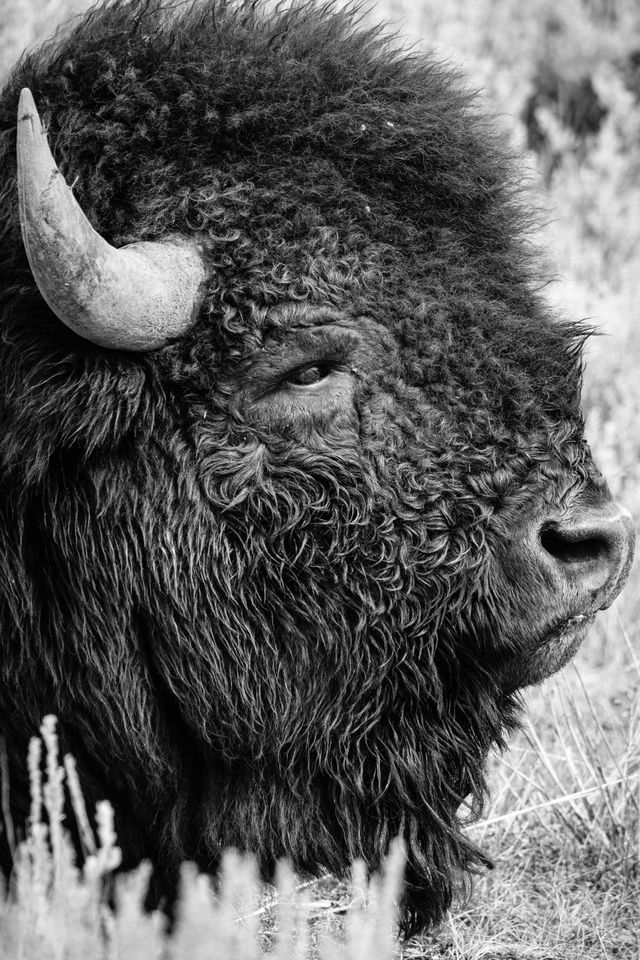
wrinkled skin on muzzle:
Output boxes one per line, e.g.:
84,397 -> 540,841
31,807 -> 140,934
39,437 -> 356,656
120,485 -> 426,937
0,0 -> 634,936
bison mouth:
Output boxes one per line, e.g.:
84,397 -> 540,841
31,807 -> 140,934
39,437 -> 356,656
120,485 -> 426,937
528,610 -> 597,684
502,610 -> 597,691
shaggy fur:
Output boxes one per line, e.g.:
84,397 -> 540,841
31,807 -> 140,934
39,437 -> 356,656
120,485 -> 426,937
0,0 -> 604,933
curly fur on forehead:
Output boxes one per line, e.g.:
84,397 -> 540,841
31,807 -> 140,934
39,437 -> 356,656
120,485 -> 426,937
0,0 -> 589,467
0,0 -> 602,937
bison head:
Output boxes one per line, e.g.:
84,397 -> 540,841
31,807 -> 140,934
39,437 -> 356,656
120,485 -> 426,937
0,0 -> 634,933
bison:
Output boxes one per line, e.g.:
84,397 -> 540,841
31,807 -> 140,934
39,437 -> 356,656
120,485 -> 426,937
0,0 -> 635,934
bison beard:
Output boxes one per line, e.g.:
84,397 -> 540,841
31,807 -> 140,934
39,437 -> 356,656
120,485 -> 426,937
0,0 -> 632,936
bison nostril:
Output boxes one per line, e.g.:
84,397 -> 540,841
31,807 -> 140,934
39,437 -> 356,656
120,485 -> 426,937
536,503 -> 634,605
540,527 -> 608,567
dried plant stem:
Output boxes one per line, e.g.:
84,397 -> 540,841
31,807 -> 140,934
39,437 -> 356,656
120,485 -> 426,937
0,733 -> 16,861
470,774 -> 640,830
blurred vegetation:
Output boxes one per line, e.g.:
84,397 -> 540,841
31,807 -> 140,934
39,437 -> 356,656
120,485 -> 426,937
1,718 -> 405,959
1,0 -> 639,957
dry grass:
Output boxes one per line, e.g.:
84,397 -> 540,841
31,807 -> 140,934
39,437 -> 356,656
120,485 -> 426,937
1,717 -> 405,959
1,0 -> 640,957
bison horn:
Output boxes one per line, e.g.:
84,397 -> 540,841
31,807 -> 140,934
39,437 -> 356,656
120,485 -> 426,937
17,88 -> 209,351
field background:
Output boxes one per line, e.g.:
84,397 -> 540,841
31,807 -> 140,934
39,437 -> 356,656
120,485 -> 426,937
1,1 -> 639,958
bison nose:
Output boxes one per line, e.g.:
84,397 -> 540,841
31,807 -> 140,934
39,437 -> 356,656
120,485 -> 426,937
538,501 -> 635,608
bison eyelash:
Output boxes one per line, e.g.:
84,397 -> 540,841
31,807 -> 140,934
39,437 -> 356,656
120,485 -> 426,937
283,362 -> 334,388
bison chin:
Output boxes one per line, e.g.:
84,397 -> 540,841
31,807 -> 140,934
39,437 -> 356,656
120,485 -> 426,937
504,613 -> 595,691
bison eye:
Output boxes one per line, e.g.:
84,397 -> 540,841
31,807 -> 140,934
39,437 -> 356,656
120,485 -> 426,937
284,364 -> 332,388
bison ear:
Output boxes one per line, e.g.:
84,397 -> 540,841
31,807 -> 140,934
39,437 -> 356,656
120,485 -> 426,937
16,87 -> 209,351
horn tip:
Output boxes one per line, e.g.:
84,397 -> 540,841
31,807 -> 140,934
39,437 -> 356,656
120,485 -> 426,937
18,88 -> 40,132
18,87 -> 36,114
